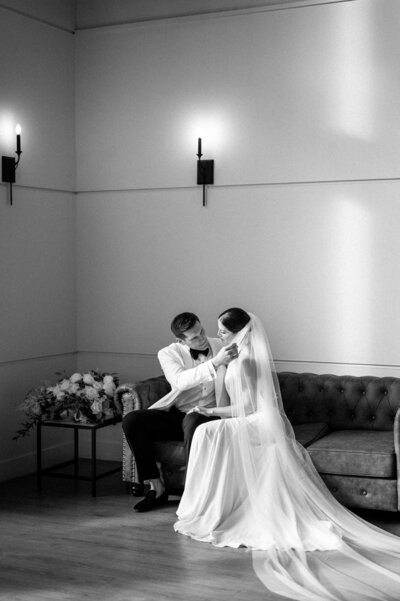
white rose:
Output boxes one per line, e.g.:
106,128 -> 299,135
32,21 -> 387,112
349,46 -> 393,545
83,373 -> 95,386
85,387 -> 99,401
93,381 -> 103,391
103,381 -> 116,396
70,373 -> 82,383
50,384 -> 66,400
91,400 -> 103,414
60,379 -> 71,391
103,375 -> 115,393
69,383 -> 80,395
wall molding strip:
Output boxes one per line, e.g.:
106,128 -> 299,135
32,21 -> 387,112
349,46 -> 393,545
77,350 -> 156,359
0,352 -> 77,368
77,350 -> 400,374
0,183 -> 75,195
75,177 -> 400,197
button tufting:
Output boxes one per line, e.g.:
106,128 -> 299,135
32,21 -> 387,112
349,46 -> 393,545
370,415 -> 376,421
383,390 -> 388,395
361,490 -> 368,496
362,390 -> 366,395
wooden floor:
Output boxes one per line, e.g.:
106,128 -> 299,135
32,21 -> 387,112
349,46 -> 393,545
1,462 -> 400,601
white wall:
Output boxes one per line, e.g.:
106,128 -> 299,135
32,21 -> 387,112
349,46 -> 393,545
75,0 -> 400,389
3,0 -> 400,480
0,3 -> 76,480
76,1 -> 400,191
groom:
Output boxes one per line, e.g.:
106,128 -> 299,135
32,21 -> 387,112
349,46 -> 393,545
122,312 -> 238,512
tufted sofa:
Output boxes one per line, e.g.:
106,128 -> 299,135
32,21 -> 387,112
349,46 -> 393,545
116,371 -> 400,511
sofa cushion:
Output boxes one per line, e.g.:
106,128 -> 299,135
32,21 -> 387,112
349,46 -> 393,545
308,430 -> 396,478
293,422 -> 330,448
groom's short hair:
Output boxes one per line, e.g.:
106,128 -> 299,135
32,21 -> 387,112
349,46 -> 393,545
171,312 -> 200,339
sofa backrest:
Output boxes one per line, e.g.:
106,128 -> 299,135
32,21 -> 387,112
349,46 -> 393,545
278,372 -> 400,431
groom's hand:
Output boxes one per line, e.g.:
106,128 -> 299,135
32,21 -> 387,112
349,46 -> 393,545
212,343 -> 238,369
188,406 -> 210,416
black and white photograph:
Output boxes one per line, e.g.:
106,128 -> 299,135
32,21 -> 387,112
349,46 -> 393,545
1,1 -> 400,600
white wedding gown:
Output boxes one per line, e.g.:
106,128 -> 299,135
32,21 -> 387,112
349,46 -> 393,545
174,316 -> 400,601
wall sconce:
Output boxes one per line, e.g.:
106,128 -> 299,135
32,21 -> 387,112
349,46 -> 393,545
196,137 -> 214,207
2,124 -> 23,205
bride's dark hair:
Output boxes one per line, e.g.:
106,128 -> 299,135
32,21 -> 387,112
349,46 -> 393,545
218,307 -> 251,333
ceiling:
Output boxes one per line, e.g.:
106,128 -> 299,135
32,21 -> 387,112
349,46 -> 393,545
75,0 -> 342,30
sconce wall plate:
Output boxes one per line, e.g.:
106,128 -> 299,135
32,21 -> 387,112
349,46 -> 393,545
2,125 -> 22,205
2,156 -> 16,184
197,160 -> 214,186
196,137 -> 214,207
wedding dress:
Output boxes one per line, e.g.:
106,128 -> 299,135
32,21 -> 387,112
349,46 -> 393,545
174,314 -> 400,601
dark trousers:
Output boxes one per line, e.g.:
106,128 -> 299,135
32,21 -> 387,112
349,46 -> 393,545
122,406 -> 219,483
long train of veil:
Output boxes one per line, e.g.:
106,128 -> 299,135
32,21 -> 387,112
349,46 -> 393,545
228,313 -> 400,600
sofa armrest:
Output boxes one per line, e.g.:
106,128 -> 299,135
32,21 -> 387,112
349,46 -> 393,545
115,383 -> 137,415
394,407 -> 400,462
394,407 -> 400,511
116,375 -> 172,416
117,375 -> 172,483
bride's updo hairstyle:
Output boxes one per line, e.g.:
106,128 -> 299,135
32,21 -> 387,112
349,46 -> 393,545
218,307 -> 251,333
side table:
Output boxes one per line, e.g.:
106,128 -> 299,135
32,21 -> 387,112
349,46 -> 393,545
37,415 -> 122,497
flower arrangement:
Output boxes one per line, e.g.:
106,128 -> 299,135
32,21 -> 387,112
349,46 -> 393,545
14,370 -> 121,439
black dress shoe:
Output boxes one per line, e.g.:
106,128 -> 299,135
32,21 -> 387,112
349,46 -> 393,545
134,489 -> 168,512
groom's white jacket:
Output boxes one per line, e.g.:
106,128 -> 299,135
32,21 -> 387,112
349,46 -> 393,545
149,337 -> 223,411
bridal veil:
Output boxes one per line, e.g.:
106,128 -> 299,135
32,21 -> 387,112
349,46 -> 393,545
226,313 -> 400,600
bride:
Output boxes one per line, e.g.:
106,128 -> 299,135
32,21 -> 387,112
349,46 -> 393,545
174,308 -> 400,601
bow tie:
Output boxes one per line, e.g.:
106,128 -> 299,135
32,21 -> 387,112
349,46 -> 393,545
190,347 -> 210,360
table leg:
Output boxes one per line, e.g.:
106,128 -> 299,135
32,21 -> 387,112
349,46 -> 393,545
91,427 -> 97,497
36,422 -> 42,492
74,428 -> 79,479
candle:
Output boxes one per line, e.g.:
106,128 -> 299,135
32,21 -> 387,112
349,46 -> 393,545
197,137 -> 202,157
16,124 -> 22,154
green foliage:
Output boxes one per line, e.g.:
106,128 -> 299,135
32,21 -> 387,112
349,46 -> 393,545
14,370 -> 121,440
